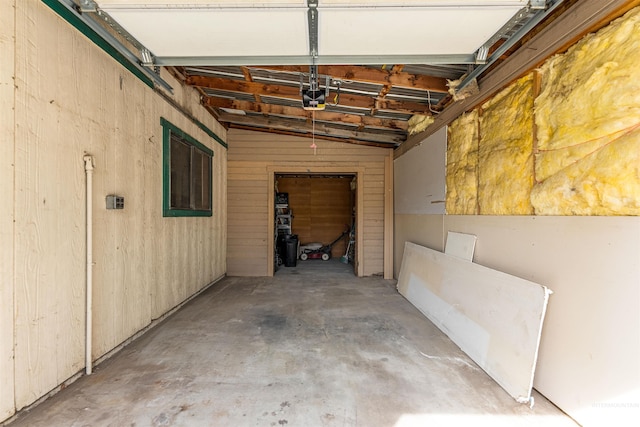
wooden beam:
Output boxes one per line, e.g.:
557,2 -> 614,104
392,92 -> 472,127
206,97 -> 408,131
241,66 -> 262,104
372,64 -> 404,116
249,65 -> 449,93
186,75 -> 434,115
395,0 -> 638,158
228,124 -> 395,148
218,112 -> 403,145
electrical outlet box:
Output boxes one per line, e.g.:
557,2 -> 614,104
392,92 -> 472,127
106,195 -> 124,209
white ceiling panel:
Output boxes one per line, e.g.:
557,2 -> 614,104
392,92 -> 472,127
320,0 -> 526,5
318,7 -> 520,56
97,0 -> 307,7
96,0 -> 527,61
102,9 -> 309,57
97,0 -> 525,6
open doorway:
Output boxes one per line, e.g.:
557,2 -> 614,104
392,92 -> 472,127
274,173 -> 357,276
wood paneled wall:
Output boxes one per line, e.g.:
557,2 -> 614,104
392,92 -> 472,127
1,1 -> 227,420
277,176 -> 354,258
227,129 -> 391,277
0,0 -> 16,420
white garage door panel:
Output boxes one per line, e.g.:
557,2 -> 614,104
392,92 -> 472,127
104,9 -> 309,57
97,0 -> 525,7
319,7 -> 519,56
96,1 -> 524,60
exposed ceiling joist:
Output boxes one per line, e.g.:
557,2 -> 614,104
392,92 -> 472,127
240,66 -> 261,104
217,112 -> 403,145
186,76 -> 431,114
246,65 -> 449,93
228,124 -> 394,149
207,98 -> 408,131
65,0 -> 622,148
373,65 -> 404,116
187,75 -> 435,115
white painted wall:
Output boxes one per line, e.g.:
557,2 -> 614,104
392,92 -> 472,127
1,1 -> 227,420
394,127 -> 446,215
395,132 -> 640,427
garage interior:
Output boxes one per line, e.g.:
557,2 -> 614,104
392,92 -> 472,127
1,1 -> 639,427
275,174 -> 356,273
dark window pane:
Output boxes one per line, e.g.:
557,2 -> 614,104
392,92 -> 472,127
163,118 -> 213,216
170,135 -> 191,209
192,148 -> 211,210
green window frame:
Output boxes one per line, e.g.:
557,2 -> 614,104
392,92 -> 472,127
162,118 -> 213,217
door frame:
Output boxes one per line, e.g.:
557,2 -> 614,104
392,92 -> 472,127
267,166 -> 365,277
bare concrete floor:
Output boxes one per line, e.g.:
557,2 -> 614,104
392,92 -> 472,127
8,261 -> 577,427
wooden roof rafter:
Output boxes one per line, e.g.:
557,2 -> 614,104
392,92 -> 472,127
227,123 -> 397,149
217,111 -> 404,146
186,75 -> 435,115
247,65 -> 449,93
205,98 -> 408,131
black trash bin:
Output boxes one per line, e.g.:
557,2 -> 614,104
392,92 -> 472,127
284,234 -> 298,267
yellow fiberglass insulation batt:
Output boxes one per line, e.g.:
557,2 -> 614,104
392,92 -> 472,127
478,74 -> 534,215
533,7 -> 640,215
446,111 -> 478,214
530,129 -> 640,215
408,114 -> 435,135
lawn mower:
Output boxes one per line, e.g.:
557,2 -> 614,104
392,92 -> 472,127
299,229 -> 350,261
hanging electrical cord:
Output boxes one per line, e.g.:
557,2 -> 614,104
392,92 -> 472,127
426,89 -> 440,115
310,109 -> 317,155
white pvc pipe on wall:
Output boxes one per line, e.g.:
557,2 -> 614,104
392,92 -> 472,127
83,155 -> 94,375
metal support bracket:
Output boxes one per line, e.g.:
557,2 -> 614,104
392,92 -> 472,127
529,0 -> 548,10
309,63 -> 319,91
307,0 -> 319,58
475,46 -> 489,64
61,0 -> 172,92
76,0 -> 97,13
456,0 -> 564,93
141,48 -> 154,68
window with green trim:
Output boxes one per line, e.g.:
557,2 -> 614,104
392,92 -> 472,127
161,118 -> 213,217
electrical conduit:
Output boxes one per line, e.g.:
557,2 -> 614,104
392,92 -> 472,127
83,155 -> 94,375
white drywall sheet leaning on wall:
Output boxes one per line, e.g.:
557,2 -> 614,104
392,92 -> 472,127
397,242 -> 552,403
444,231 -> 477,261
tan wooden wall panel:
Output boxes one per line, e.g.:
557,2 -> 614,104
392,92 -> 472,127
228,210 -> 269,221
228,224 -> 267,234
227,129 -> 390,276
0,0 -> 16,419
278,177 -> 312,244
227,259 -> 268,277
278,176 -> 353,257
227,163 -> 269,275
228,183 -> 268,194
227,171 -> 267,180
230,149 -> 390,159
8,1 -> 227,415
